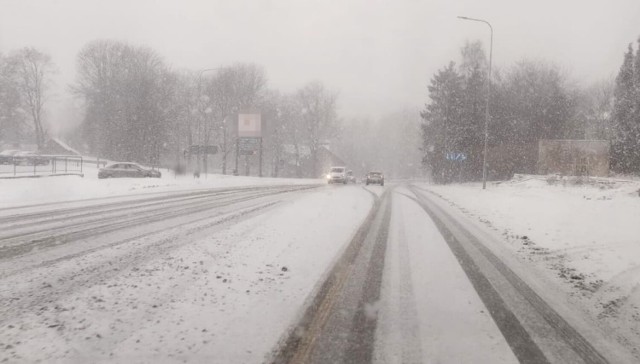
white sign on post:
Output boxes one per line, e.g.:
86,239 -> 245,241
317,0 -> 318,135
238,113 -> 262,138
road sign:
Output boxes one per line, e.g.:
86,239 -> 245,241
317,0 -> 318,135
238,114 -> 262,138
238,137 -> 259,150
446,152 -> 467,161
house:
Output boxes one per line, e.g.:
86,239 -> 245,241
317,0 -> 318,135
39,137 -> 82,156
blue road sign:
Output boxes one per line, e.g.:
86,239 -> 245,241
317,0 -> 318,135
446,152 -> 467,161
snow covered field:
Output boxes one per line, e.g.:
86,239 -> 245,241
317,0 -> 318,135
420,175 -> 640,355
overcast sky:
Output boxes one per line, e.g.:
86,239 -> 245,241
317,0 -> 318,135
1,0 -> 639,134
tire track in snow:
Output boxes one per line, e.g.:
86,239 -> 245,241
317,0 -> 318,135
270,187 -> 388,364
342,190 -> 392,363
373,191 -> 423,363
0,185 -> 318,260
0,188 -> 240,232
408,185 -> 615,364
0,200 -> 284,328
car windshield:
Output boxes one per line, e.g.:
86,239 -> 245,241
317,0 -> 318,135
1,2 -> 639,363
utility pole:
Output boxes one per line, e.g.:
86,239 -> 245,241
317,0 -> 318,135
197,67 -> 221,179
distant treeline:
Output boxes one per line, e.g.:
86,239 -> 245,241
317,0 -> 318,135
421,40 -> 639,183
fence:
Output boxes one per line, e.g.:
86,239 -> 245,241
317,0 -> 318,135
0,155 -> 84,178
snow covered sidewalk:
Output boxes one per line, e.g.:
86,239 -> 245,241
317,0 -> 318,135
419,176 -> 640,358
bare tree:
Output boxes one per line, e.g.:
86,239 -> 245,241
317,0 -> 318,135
168,71 -> 199,171
296,81 -> 338,177
73,40 -> 173,164
0,53 -> 26,142
459,40 -> 487,77
207,63 -> 267,174
572,79 -> 614,140
11,48 -> 54,149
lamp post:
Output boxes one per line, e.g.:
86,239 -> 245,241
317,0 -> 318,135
457,16 -> 493,189
196,68 -> 222,178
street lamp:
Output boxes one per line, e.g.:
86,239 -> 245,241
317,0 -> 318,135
196,67 -> 222,178
457,16 -> 493,190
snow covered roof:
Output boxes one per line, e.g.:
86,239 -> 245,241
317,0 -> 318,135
51,137 -> 82,155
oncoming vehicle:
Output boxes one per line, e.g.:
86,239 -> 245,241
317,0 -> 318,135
98,162 -> 162,179
327,166 -> 347,184
366,171 -> 384,186
346,170 -> 356,184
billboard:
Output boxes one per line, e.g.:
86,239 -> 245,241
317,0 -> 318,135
238,113 -> 262,138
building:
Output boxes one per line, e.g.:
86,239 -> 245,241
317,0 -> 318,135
537,140 -> 610,177
39,137 -> 82,155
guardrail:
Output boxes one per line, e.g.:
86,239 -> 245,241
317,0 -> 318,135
0,155 -> 84,178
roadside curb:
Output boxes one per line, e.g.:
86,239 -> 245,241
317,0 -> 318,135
0,173 -> 84,179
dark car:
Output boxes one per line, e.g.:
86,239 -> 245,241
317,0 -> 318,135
0,150 -> 21,165
98,162 -> 161,179
366,171 -> 384,186
12,151 -> 50,166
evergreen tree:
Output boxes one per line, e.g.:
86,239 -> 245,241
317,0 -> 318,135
420,62 -> 464,183
611,44 -> 637,173
460,63 -> 487,180
633,39 -> 640,171
488,60 -> 572,178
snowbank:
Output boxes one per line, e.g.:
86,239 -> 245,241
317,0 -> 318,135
0,164 -> 322,208
421,176 -> 640,355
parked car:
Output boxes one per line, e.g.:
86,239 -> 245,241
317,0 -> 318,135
98,162 -> 162,179
327,166 -> 347,184
12,151 -> 50,166
0,150 -> 21,165
366,171 -> 384,186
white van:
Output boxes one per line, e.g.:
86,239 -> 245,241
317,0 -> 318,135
327,166 -> 347,184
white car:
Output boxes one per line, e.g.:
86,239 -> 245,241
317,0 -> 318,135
327,166 -> 347,184
98,162 -> 162,179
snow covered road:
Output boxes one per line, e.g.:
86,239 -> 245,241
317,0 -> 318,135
272,184 -> 635,364
0,184 -> 373,363
1,180 -> 636,363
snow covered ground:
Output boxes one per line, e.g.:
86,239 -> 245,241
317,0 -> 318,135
419,175 -> 640,356
0,184 -> 373,363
